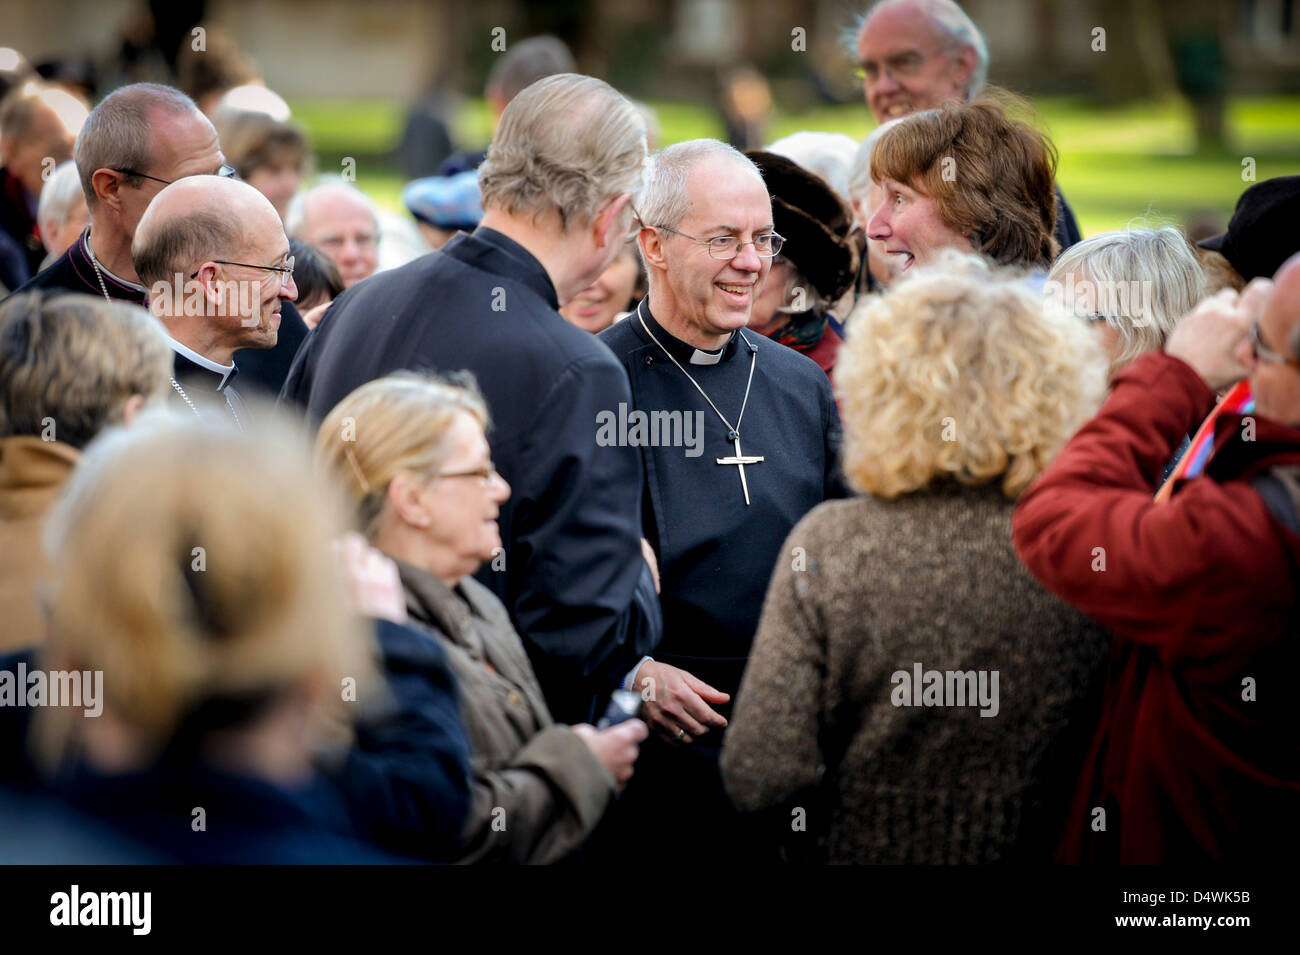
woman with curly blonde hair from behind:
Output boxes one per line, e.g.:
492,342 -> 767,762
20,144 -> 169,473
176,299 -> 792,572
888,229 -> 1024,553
723,251 -> 1112,863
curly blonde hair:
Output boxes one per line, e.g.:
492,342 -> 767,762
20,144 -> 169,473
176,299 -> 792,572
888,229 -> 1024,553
836,251 -> 1107,499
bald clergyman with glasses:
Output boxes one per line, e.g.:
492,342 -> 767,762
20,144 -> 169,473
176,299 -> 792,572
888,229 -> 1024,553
130,175 -> 297,429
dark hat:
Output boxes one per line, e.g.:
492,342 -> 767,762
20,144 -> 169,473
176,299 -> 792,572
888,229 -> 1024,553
745,150 -> 859,304
1197,175 -> 1300,282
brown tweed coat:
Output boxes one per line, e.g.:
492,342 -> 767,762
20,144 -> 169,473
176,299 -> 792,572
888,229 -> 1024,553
396,558 -> 615,863
721,482 -> 1109,863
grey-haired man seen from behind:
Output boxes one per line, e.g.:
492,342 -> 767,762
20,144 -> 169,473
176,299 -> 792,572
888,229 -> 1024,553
281,73 -> 663,726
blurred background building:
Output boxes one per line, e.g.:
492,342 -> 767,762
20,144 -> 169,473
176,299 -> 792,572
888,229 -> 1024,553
5,0 -> 1299,102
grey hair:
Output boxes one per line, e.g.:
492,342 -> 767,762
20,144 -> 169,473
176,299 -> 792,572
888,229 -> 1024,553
285,177 -> 380,238
74,83 -> 200,209
845,0 -> 990,99
1048,226 -> 1205,370
478,73 -> 646,232
638,139 -> 763,233
37,160 -> 84,233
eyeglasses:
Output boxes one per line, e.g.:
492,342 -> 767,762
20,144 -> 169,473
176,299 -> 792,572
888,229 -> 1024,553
318,233 -> 378,252
189,255 -> 295,285
627,199 -> 784,260
854,51 -> 929,83
115,163 -> 239,187
1250,321 -> 1300,370
437,463 -> 501,485
658,227 -> 785,260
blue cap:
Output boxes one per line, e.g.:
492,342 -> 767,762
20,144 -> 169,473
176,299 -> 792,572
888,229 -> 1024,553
403,170 -> 483,232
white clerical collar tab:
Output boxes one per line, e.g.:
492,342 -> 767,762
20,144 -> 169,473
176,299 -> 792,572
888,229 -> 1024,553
689,348 -> 724,366
167,337 -> 236,388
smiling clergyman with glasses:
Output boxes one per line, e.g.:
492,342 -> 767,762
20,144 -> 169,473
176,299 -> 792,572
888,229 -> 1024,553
132,175 -> 298,430
594,139 -> 846,864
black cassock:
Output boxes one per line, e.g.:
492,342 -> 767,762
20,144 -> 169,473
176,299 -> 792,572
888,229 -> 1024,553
596,300 -> 845,859
280,227 -> 661,724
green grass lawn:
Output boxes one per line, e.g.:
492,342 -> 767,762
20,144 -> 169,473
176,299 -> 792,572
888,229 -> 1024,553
289,95 -> 1300,239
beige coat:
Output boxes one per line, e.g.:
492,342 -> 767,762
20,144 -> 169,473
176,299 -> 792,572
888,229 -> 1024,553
0,437 -> 78,652
395,558 -> 615,863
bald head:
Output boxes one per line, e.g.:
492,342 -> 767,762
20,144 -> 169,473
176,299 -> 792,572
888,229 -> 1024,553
134,175 -> 293,362
133,175 -> 281,288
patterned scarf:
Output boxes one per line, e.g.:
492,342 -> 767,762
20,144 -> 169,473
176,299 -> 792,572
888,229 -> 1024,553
763,309 -> 827,352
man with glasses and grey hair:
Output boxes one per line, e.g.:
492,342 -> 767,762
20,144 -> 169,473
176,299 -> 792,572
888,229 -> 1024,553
6,83 -> 235,305
132,175 -> 296,428
283,73 -> 662,730
596,139 -> 844,861
852,0 -> 1082,252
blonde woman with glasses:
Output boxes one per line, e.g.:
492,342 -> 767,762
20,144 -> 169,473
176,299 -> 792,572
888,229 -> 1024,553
316,372 -> 647,863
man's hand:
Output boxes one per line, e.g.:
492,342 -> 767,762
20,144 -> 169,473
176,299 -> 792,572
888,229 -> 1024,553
571,719 -> 648,789
640,537 -> 660,594
1165,280 -> 1273,391
635,660 -> 729,746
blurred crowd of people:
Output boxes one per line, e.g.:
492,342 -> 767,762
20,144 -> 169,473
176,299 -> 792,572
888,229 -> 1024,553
0,0 -> 1297,865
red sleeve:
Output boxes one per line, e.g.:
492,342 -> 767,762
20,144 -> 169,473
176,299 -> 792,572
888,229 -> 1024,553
1012,352 -> 1293,654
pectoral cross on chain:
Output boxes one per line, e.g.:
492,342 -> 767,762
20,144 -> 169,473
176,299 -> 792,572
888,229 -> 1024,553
717,433 -> 764,506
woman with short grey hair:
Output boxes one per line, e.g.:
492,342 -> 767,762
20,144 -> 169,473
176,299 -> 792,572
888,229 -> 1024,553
1047,226 -> 1204,376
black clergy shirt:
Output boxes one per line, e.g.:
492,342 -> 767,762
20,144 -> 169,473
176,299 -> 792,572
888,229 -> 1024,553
5,229 -> 147,306
599,300 -> 846,715
280,226 -> 662,724
169,346 -> 250,430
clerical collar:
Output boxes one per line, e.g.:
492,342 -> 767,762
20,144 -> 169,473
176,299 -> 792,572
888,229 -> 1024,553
166,337 -> 236,389
81,229 -> 148,301
637,299 -> 744,366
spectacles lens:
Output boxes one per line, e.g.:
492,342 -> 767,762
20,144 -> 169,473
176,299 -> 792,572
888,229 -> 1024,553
767,234 -> 784,256
709,236 -> 740,260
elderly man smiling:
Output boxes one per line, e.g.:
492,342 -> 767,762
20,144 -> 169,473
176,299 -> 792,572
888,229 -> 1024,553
597,139 -> 844,862
852,0 -> 1082,252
